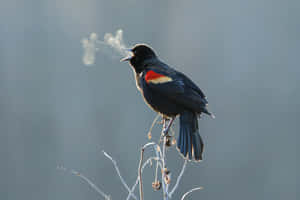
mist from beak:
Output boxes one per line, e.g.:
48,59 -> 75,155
81,29 -> 132,66
104,30 -> 132,57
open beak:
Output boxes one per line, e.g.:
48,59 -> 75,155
120,49 -> 133,62
120,56 -> 132,62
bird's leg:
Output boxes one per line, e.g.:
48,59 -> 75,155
158,118 -> 167,144
162,117 -> 175,136
162,118 -> 167,135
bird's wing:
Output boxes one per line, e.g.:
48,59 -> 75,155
142,68 -> 208,111
176,72 -> 208,104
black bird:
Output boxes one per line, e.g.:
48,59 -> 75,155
122,44 -> 214,161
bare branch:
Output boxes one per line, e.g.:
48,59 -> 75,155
142,142 -> 156,149
61,113 -> 200,200
126,156 -> 162,200
138,148 -> 144,200
181,187 -> 203,200
154,157 -> 160,183
138,142 -> 165,200
169,160 -> 188,198
161,120 -> 170,200
102,151 -> 138,200
57,166 -> 111,200
161,135 -> 168,200
148,114 -> 161,139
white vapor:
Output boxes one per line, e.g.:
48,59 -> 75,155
81,33 -> 99,66
81,29 -> 132,66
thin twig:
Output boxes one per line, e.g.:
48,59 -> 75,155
181,187 -> 203,200
126,156 -> 162,200
143,142 -> 156,149
148,114 -> 160,136
153,144 -> 163,160
154,157 -> 159,183
162,135 -> 168,200
138,148 -> 144,200
169,160 -> 188,198
163,120 -> 169,200
150,121 -> 170,200
102,151 -> 138,200
136,143 -> 162,200
57,166 -> 111,200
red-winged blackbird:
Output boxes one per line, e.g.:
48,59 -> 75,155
122,44 -> 214,161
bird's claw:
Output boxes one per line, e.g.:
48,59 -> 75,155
162,129 -> 169,136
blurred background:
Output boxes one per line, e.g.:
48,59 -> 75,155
0,0 -> 298,199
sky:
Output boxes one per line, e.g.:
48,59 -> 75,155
0,0 -> 299,200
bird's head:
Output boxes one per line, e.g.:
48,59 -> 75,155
121,44 -> 157,73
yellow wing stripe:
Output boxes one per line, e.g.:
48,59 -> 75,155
147,76 -> 173,84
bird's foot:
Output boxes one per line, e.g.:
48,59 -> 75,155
161,117 -> 175,136
162,128 -> 169,136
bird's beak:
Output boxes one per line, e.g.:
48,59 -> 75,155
120,49 -> 133,62
120,56 -> 131,62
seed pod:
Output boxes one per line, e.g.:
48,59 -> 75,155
147,132 -> 152,140
152,181 -> 161,191
165,135 -> 172,147
164,173 -> 171,185
162,167 -> 169,174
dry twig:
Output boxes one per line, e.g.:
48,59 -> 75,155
138,148 -> 144,200
181,187 -> 203,200
57,166 -> 111,200
60,115 -> 203,200
169,160 -> 187,198
102,151 -> 138,200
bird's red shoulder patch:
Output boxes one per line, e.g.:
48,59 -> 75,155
145,70 -> 173,84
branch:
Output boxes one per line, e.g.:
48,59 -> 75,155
169,160 -> 187,198
142,142 -> 157,149
161,119 -> 169,200
61,115 -> 202,200
181,187 -> 203,200
138,147 -> 144,200
57,166 -> 111,200
138,142 -> 164,200
147,114 -> 161,139
161,135 -> 168,200
126,156 -> 162,200
102,151 -> 138,200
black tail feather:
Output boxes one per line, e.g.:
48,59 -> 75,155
182,127 -> 187,157
187,129 -> 192,159
177,111 -> 204,161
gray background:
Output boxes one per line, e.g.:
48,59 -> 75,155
0,0 -> 298,200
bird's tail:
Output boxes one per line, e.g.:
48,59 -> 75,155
177,111 -> 204,161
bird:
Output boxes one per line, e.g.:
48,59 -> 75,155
121,44 -> 214,161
